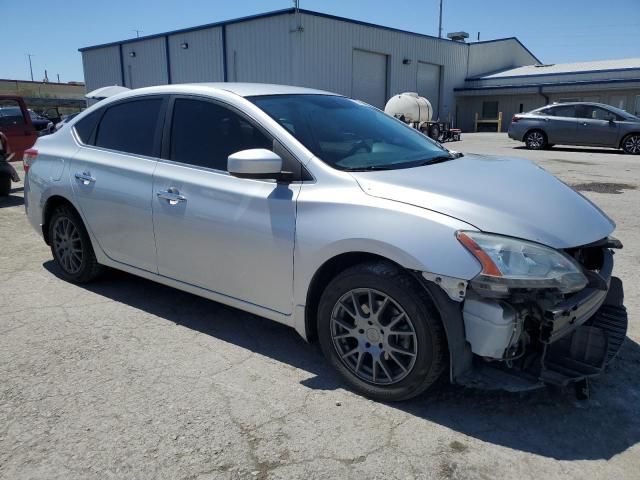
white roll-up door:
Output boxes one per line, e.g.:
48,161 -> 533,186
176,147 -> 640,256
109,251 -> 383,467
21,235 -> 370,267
417,62 -> 441,119
352,49 -> 388,109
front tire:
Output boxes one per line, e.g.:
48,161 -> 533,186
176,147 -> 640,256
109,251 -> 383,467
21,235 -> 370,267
317,261 -> 446,401
621,134 -> 640,154
48,205 -> 102,283
524,130 -> 547,150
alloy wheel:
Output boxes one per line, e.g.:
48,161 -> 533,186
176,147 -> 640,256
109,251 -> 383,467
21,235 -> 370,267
526,131 -> 544,149
623,135 -> 640,154
52,216 -> 84,274
330,288 -> 418,385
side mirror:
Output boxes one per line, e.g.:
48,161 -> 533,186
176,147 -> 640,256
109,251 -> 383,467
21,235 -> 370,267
448,150 -> 464,158
607,115 -> 616,124
228,148 -> 283,180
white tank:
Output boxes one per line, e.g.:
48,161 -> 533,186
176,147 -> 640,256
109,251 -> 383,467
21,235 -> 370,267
384,92 -> 433,123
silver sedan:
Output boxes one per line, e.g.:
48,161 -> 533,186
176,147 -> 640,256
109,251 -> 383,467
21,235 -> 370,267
24,84 -> 627,401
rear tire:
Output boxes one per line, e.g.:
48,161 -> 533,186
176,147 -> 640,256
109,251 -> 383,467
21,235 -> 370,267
524,130 -> 547,150
621,134 -> 640,154
48,204 -> 103,283
317,261 -> 446,401
0,174 -> 10,196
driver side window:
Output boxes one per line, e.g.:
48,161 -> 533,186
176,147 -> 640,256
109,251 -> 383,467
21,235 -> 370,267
169,98 -> 272,171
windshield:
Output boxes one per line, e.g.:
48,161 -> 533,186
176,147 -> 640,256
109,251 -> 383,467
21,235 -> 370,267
607,105 -> 640,121
250,94 -> 450,171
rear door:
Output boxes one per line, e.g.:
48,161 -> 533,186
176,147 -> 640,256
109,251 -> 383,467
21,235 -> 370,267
71,96 -> 167,272
544,104 -> 579,144
152,96 -> 300,314
575,105 -> 621,147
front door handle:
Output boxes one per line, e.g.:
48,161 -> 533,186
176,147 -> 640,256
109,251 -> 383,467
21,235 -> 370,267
157,188 -> 187,205
580,122 -> 588,126
74,171 -> 96,185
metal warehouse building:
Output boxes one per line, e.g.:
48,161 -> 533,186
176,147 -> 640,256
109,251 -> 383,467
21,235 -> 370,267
79,8 -> 639,132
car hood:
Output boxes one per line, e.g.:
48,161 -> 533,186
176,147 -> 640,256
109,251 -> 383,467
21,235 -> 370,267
350,155 -> 615,249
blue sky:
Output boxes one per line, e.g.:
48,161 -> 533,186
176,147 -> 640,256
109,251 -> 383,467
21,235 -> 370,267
2,0 -> 639,82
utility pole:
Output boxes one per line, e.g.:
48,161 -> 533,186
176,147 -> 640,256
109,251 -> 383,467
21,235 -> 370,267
133,29 -> 142,38
57,73 -> 60,83
438,0 -> 443,38
438,0 -> 442,38
27,54 -> 34,81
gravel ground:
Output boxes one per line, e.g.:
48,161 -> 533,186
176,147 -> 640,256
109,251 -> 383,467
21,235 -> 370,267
1,133 -> 639,480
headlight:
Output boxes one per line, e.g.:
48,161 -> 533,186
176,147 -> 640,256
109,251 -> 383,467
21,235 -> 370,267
457,231 -> 588,294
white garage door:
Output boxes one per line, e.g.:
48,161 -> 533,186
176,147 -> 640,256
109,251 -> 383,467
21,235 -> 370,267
417,62 -> 441,119
352,49 -> 388,109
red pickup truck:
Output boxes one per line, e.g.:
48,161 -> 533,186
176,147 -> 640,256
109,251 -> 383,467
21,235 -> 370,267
0,95 -> 37,195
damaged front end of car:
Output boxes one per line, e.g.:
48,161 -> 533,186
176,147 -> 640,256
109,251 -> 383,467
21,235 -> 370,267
421,233 -> 628,399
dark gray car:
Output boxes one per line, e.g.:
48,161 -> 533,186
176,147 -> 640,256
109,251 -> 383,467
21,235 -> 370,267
508,102 -> 640,154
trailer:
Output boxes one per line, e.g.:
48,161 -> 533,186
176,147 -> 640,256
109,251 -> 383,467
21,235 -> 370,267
384,92 -> 461,143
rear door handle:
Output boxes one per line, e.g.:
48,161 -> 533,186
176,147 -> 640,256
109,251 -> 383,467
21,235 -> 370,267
157,189 -> 187,205
74,171 -> 96,185
581,122 -> 588,126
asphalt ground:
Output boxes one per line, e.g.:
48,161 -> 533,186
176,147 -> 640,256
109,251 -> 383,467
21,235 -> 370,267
1,132 -> 638,479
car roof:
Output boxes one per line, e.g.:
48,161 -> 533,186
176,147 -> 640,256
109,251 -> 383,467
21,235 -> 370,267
112,82 -> 338,99
536,102 -> 615,109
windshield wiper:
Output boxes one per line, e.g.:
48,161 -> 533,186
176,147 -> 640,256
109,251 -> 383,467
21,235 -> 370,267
417,153 -> 463,166
344,165 -> 394,172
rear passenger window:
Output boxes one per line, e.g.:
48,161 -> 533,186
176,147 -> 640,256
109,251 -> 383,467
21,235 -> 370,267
169,98 -> 271,171
548,105 -> 576,117
95,98 -> 162,156
74,110 -> 102,144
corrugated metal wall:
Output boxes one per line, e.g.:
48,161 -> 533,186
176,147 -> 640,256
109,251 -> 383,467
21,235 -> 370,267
457,94 -> 544,132
467,39 -> 538,79
82,46 -> 122,92
121,37 -> 168,88
292,12 -> 468,119
168,27 -> 224,83
80,11 -> 545,127
225,15 -> 293,84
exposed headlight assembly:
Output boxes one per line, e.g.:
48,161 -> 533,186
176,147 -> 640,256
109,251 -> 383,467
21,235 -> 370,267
457,231 -> 588,295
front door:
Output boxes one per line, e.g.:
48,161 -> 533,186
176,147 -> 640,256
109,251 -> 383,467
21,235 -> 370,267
152,97 -> 299,314
575,105 -> 620,147
71,96 -> 166,272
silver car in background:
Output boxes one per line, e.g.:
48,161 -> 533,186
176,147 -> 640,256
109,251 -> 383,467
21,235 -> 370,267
509,102 -> 640,154
24,84 -> 627,401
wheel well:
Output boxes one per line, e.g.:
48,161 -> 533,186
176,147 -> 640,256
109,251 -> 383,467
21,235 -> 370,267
42,196 -> 77,245
304,252 -> 402,342
620,132 -> 640,149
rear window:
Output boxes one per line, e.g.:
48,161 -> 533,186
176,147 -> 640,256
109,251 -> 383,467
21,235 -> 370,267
95,98 -> 163,157
0,101 -> 26,127
73,110 -> 102,144
547,105 -> 576,117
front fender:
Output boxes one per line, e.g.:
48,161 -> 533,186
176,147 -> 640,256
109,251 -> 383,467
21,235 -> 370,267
293,183 -> 482,309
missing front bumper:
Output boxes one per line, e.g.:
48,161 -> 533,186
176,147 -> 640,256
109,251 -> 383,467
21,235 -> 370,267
455,274 -> 627,392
